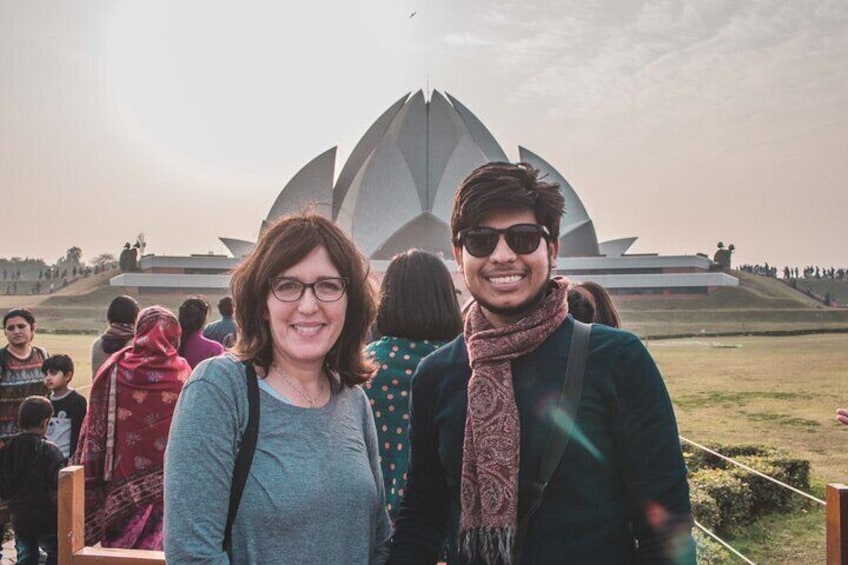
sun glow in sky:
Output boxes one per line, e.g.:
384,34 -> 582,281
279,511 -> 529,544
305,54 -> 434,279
1,0 -> 846,267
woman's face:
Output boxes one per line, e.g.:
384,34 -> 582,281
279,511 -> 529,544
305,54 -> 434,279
265,245 -> 348,372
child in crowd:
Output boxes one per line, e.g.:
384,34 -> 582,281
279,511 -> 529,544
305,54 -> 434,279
0,396 -> 64,565
42,354 -> 87,462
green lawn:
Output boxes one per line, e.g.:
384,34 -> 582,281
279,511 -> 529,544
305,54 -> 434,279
650,334 -> 848,564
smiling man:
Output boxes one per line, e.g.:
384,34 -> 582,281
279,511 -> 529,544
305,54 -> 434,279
1,308 -> 49,436
388,163 -> 695,565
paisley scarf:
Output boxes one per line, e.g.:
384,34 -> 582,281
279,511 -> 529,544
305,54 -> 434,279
100,322 -> 136,354
459,278 -> 570,564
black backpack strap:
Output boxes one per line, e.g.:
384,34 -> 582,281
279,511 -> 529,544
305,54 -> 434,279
223,361 -> 260,553
513,319 -> 592,562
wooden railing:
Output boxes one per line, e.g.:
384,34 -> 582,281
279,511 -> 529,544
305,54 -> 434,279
828,484 -> 848,565
57,466 -> 848,564
58,466 -> 165,565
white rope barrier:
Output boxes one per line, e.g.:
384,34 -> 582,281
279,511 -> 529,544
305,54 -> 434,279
694,519 -> 756,564
679,435 -> 826,506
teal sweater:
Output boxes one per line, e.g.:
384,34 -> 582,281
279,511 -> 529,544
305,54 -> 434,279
389,317 -> 695,564
164,355 -> 391,564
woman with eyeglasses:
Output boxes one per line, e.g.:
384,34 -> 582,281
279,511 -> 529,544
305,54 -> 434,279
164,213 -> 390,564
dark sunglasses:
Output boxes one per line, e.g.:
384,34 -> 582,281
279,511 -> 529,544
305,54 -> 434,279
457,223 -> 551,258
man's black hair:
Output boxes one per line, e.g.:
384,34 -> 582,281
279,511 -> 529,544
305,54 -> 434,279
451,162 -> 565,244
218,296 -> 234,317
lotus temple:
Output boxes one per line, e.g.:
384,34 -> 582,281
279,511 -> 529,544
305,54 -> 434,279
111,90 -> 738,296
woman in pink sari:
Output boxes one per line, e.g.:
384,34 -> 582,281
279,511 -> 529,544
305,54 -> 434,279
75,305 -> 191,550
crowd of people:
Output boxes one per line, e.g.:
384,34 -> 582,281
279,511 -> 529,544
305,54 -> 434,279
0,162 -> 705,564
738,263 -> 848,281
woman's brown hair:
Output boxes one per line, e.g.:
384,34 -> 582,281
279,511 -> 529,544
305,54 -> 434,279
230,213 -> 376,387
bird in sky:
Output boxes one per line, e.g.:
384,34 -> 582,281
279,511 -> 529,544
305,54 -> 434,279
409,11 -> 417,18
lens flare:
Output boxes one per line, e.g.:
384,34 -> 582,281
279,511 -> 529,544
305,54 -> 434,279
546,402 -> 605,464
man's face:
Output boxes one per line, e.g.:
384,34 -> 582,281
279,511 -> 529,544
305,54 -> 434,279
454,207 -> 558,328
4,316 -> 34,347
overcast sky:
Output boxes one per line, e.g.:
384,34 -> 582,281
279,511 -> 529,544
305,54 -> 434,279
1,0 -> 846,268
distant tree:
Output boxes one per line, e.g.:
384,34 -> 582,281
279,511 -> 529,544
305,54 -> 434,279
92,253 -> 116,269
65,246 -> 83,264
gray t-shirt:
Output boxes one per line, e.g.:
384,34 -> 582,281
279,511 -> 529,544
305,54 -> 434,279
164,355 -> 391,564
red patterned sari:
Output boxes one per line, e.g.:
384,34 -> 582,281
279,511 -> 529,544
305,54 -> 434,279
75,306 -> 191,549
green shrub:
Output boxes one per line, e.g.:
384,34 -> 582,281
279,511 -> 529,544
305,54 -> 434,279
730,454 -> 810,514
689,468 -> 753,534
693,528 -> 735,565
689,488 -> 721,531
683,442 -> 778,471
684,441 -> 813,537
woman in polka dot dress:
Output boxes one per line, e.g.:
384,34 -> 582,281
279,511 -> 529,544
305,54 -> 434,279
365,250 -> 463,520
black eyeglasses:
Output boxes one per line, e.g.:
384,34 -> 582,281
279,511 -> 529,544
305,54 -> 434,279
5,323 -> 29,331
457,223 -> 551,258
268,277 -> 348,302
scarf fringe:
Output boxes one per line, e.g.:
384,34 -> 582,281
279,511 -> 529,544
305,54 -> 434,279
460,526 -> 515,565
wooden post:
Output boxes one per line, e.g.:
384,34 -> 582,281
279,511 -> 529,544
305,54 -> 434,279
827,483 -> 848,565
58,466 -> 85,565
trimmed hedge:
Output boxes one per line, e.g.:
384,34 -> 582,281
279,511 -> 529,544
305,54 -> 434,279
692,529 -> 732,564
683,442 -> 810,536
689,469 -> 752,533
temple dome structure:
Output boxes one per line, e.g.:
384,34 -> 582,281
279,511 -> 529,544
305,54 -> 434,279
220,90 -> 626,259
113,90 -> 739,296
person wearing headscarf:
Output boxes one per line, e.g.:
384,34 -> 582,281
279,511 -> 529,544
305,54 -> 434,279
75,305 -> 190,550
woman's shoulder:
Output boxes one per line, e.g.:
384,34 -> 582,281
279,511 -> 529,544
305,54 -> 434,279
185,353 -> 247,396
341,382 -> 372,411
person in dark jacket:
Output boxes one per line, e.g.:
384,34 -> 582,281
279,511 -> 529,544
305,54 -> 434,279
90,295 -> 139,377
0,395 -> 64,565
388,162 -> 695,565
